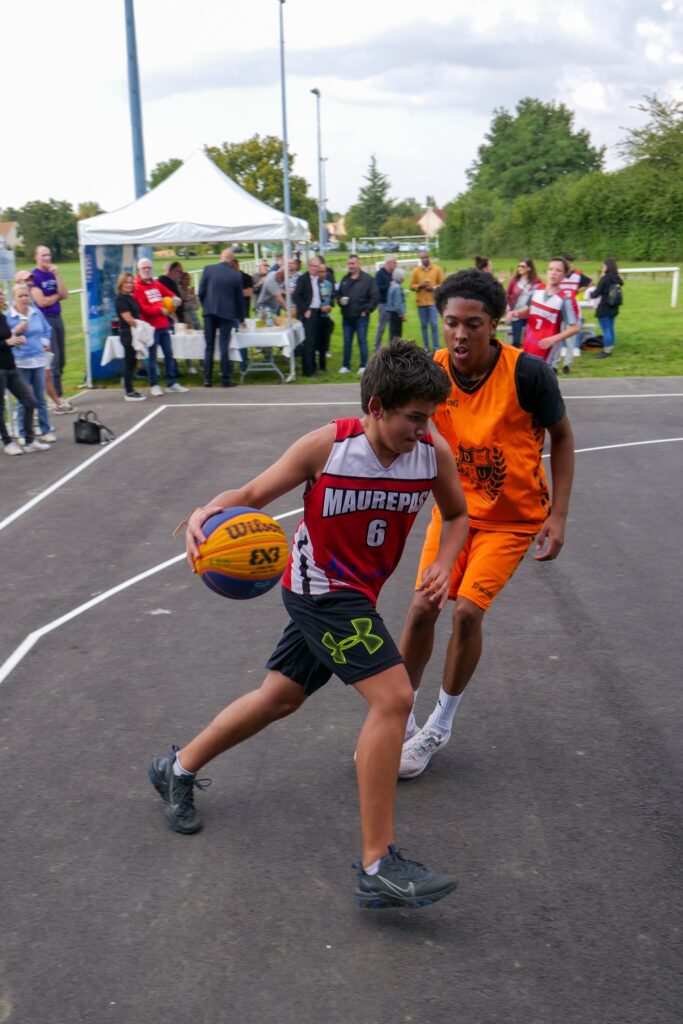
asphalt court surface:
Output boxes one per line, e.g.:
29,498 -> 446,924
1,377 -> 682,1024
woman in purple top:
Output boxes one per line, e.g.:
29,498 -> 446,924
30,245 -> 73,410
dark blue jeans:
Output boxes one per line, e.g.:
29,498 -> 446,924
148,328 -> 176,387
511,317 -> 526,348
418,305 -> 440,352
203,315 -> 233,385
598,315 -> 616,351
342,315 -> 369,370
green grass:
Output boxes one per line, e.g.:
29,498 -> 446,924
16,256 -> 683,392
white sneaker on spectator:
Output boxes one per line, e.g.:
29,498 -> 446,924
55,400 -> 75,414
358,366 -> 366,375
398,727 -> 450,779
166,383 -> 189,393
42,432 -> 58,443
338,366 -> 351,374
24,439 -> 51,452
3,442 -> 23,456
150,385 -> 163,397
187,365 -> 198,375
16,437 -> 26,447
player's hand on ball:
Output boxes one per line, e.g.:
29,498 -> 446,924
186,505 -> 225,569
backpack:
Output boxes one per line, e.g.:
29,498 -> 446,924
607,281 -> 623,307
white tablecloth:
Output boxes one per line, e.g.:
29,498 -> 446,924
101,323 -> 304,382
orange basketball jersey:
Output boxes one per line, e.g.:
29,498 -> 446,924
431,344 -> 554,533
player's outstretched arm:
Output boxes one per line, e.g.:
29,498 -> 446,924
534,414 -> 575,561
183,423 -> 336,567
419,435 -> 469,609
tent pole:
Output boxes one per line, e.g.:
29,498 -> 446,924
78,246 -> 92,388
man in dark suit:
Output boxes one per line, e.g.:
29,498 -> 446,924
198,250 -> 245,387
292,256 -> 324,377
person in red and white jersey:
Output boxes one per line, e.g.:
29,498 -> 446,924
148,339 -> 469,909
522,257 -> 578,369
558,253 -> 593,375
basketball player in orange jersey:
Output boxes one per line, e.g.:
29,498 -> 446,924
149,340 -> 469,908
398,269 -> 575,778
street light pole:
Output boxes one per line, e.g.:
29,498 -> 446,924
277,0 -> 292,319
311,88 -> 324,253
124,0 -> 147,198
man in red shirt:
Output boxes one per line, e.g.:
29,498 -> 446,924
133,258 -> 188,396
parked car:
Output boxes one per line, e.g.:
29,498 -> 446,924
357,242 -> 374,253
326,241 -> 340,252
384,241 -> 399,253
398,242 -> 414,252
177,248 -> 198,258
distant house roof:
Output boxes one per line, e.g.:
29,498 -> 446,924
0,222 -> 16,235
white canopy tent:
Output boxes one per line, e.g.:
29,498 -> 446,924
77,150 -> 308,384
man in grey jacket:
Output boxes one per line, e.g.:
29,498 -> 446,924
337,255 -> 379,375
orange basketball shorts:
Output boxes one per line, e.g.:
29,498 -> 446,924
415,520 -> 534,611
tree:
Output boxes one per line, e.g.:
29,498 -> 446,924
77,201 -> 104,220
148,158 -> 183,190
15,199 -> 78,260
618,94 -> 683,170
392,197 -> 422,218
345,156 -> 394,237
204,135 -> 318,231
467,98 -> 604,201
380,214 -> 420,238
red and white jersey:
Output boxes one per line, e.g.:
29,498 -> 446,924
282,418 -> 437,604
559,271 -> 583,317
522,287 -> 575,361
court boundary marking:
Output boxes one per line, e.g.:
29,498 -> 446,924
2,390 -> 682,536
1,399 -> 682,687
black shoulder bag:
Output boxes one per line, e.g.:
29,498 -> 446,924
74,410 -> 116,445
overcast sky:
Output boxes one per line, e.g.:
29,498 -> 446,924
3,0 -> 682,219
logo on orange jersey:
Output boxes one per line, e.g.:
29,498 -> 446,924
456,445 -> 507,501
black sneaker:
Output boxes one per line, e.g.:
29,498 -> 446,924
354,844 -> 457,909
147,745 -> 209,834
124,390 -> 147,401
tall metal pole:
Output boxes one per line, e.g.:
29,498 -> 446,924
278,0 -> 292,321
311,89 -> 324,252
124,0 -> 147,198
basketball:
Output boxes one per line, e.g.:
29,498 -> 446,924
194,507 -> 289,600
162,296 -> 175,312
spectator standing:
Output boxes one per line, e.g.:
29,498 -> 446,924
252,259 -> 271,309
505,258 -> 542,348
5,284 -> 55,446
337,254 -> 379,375
591,258 -> 624,359
0,285 -> 45,455
115,272 -> 146,401
409,247 -> 444,353
558,254 -> 593,374
133,259 -> 187,396
30,246 -> 72,412
385,267 -> 407,338
293,256 -> 324,376
521,258 -> 578,368
316,258 -> 335,371
159,260 -> 198,377
373,256 -> 397,351
179,272 -> 202,330
198,249 -> 245,387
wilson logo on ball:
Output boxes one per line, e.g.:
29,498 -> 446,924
195,507 -> 289,600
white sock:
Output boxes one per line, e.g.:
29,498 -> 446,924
426,688 -> 463,737
405,691 -> 420,740
173,751 -> 194,777
363,858 -> 381,875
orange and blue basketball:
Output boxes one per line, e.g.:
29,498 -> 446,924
194,507 -> 289,600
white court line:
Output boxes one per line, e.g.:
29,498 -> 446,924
3,432 -> 683,688
3,392 -> 681,534
0,508 -> 303,687
0,405 -> 167,534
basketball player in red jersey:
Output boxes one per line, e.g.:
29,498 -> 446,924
398,269 -> 575,779
522,258 -> 579,368
558,254 -> 593,375
148,340 -> 469,909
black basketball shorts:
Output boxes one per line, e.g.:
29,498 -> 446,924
266,588 -> 404,695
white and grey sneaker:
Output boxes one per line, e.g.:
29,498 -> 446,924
3,441 -> 24,456
338,366 -> 351,374
150,385 -> 164,397
42,432 -> 58,443
398,727 -> 450,779
24,439 -> 51,452
166,383 -> 189,394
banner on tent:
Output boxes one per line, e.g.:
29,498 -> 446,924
84,244 -> 140,380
